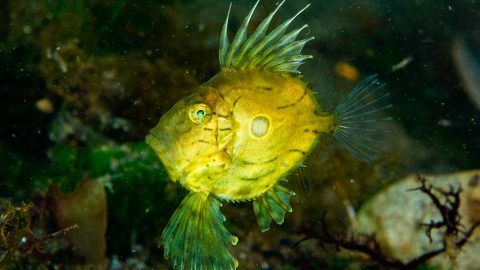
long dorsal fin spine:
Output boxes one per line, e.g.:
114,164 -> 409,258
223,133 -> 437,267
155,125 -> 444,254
247,4 -> 311,69
219,3 -> 232,68
263,37 -> 315,68
219,1 -> 312,74
236,0 -> 286,68
276,60 -> 311,73
225,0 -> 260,67
257,24 -> 309,66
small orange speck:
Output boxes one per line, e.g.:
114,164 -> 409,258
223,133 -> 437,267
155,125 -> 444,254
335,62 -> 359,81
35,98 -> 54,113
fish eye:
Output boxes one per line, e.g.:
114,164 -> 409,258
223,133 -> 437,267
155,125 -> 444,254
188,103 -> 212,124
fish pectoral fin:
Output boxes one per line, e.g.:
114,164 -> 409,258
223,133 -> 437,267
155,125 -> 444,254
161,192 -> 238,270
253,185 -> 295,232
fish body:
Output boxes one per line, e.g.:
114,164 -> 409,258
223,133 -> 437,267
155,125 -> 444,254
146,1 -> 390,269
149,69 -> 334,201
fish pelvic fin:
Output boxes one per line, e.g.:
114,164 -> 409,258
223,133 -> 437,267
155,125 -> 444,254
219,0 -> 313,74
334,75 -> 392,161
253,184 -> 295,232
160,192 -> 238,270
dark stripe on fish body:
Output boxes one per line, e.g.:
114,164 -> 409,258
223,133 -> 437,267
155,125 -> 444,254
303,128 -> 319,134
203,127 -> 214,131
216,113 -> 231,118
219,128 -> 232,131
193,139 -> 211,145
181,126 -> 194,134
241,169 -> 276,181
217,90 -> 227,102
303,128 -> 320,134
240,156 -> 278,165
288,149 -> 306,155
276,89 -> 307,109
233,96 -> 241,108
256,86 -> 273,91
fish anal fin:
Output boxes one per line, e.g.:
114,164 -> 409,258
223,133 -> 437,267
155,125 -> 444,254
253,185 -> 295,232
161,192 -> 238,270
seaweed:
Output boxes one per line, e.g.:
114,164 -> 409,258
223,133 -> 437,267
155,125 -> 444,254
0,202 -> 33,269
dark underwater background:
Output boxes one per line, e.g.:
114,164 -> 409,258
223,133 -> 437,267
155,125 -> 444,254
1,0 -> 479,269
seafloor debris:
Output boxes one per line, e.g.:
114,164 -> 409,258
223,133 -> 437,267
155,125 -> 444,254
334,62 -> 359,81
299,171 -> 480,269
0,201 -> 86,269
47,179 -> 108,269
391,55 -> 413,72
0,202 -> 33,269
452,36 -> 480,110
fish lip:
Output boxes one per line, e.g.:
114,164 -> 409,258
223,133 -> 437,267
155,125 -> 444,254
145,132 -> 168,161
146,132 -> 184,181
145,132 -> 165,150
146,132 -> 162,142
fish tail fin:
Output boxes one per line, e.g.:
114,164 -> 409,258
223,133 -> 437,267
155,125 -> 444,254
253,184 -> 295,232
333,75 -> 392,161
161,192 -> 238,270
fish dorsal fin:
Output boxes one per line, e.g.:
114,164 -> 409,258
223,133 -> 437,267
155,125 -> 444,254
219,0 -> 313,74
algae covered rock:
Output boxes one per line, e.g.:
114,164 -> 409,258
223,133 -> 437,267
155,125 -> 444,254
38,41 -> 200,141
354,170 -> 480,269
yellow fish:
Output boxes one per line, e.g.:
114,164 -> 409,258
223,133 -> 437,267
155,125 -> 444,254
146,1 -> 390,269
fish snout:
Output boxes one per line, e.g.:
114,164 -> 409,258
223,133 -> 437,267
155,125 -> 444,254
145,132 -> 167,152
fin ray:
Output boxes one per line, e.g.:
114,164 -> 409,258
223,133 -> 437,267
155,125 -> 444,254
161,192 -> 238,270
253,185 -> 295,232
265,38 -> 315,68
247,4 -> 311,69
226,0 -> 259,67
334,75 -> 391,161
237,0 -> 286,67
219,3 -> 232,67
219,2 -> 312,73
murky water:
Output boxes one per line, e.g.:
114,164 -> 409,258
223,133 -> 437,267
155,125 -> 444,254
0,1 -> 479,269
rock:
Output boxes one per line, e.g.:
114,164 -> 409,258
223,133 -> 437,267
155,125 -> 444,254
355,170 -> 480,269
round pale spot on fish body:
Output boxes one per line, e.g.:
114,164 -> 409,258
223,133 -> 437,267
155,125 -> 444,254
250,115 -> 270,138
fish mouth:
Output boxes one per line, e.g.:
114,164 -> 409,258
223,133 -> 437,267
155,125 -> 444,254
146,132 -> 183,181
145,132 -> 167,152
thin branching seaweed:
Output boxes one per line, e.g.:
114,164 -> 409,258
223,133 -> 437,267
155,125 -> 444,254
295,174 -> 480,269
